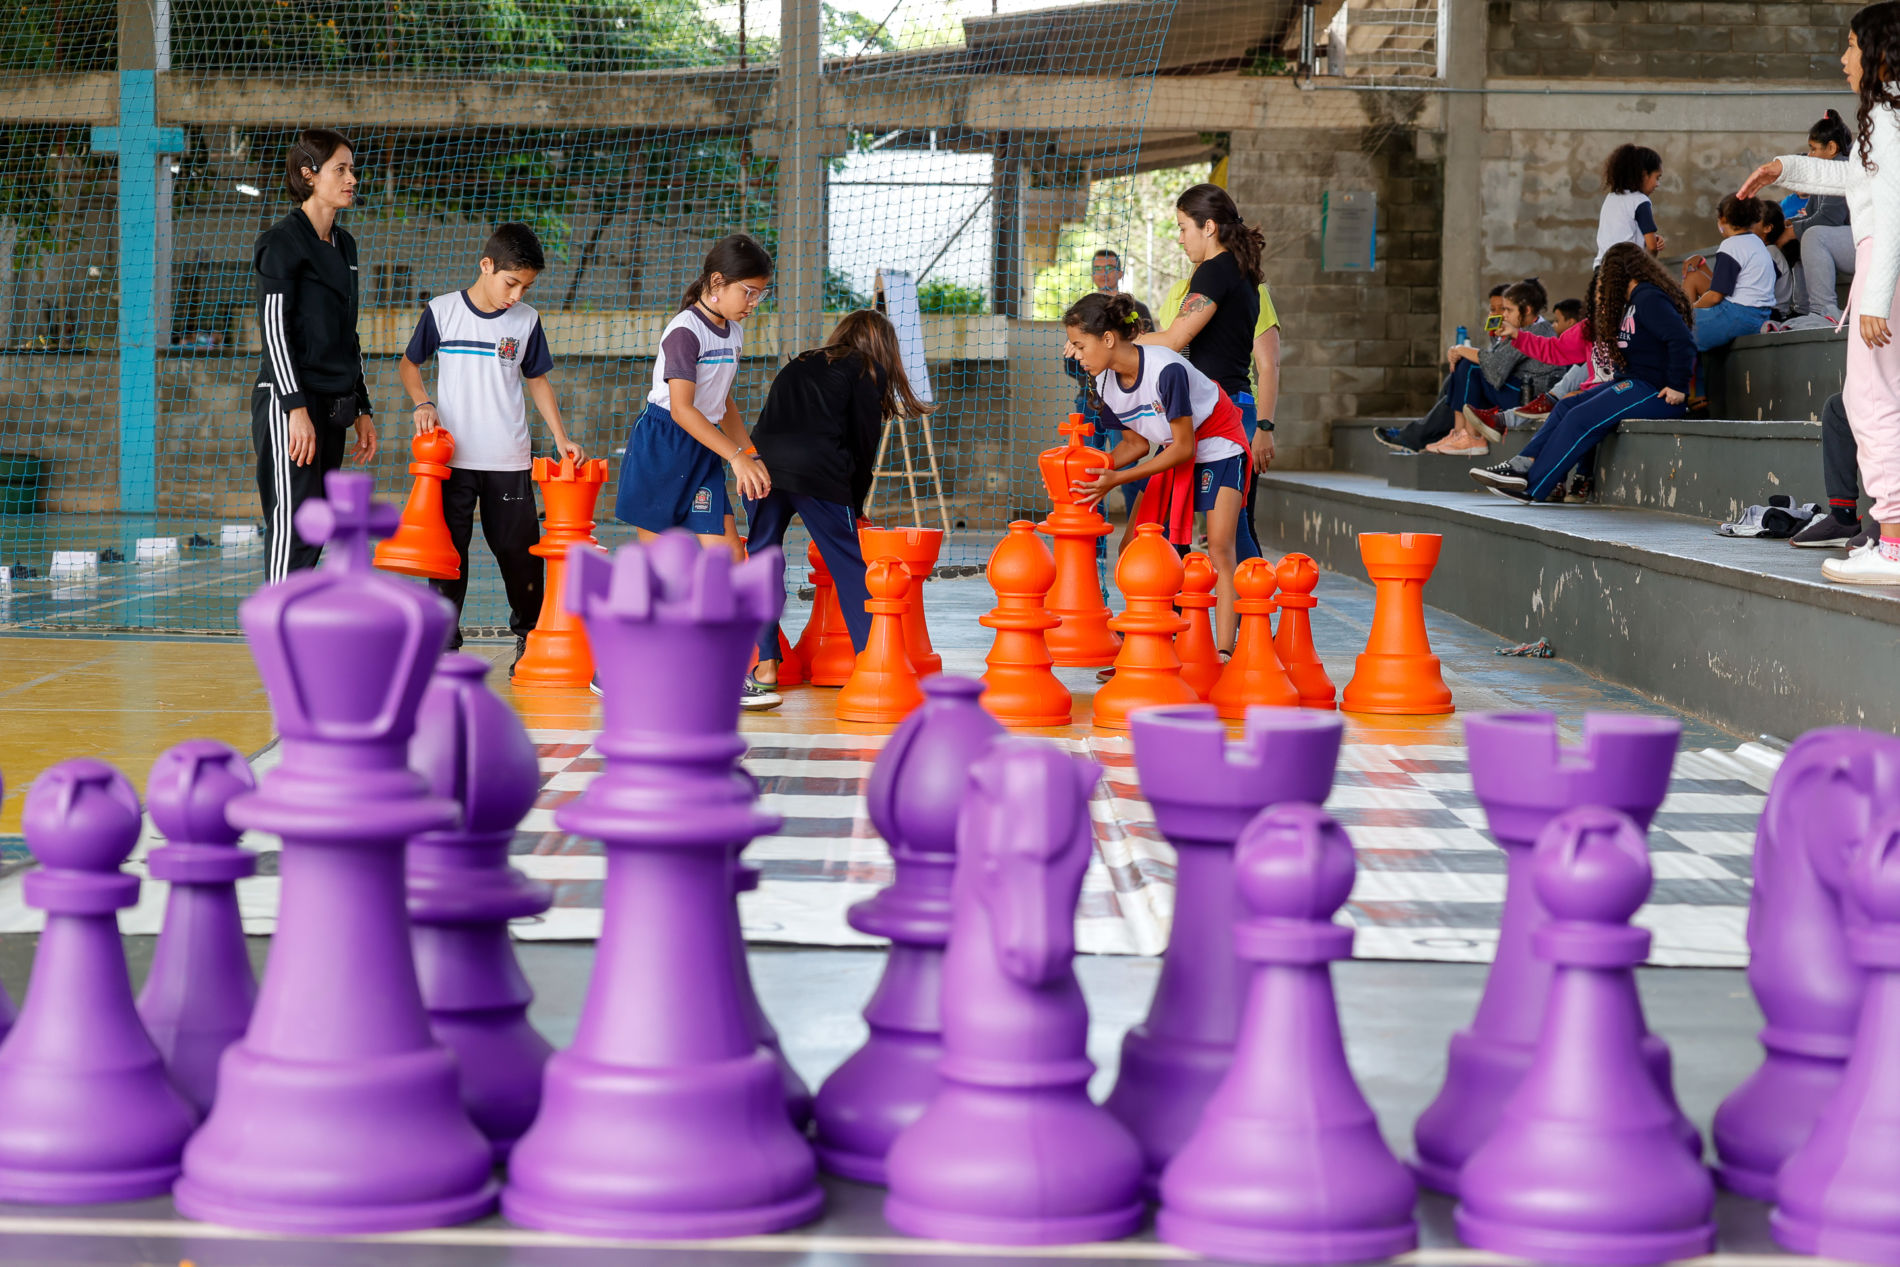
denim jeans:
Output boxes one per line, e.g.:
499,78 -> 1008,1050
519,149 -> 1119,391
1693,301 -> 1772,352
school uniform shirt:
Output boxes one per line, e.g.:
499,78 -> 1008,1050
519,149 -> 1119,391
647,306 -> 742,423
751,349 -> 886,514
1094,346 -> 1249,545
1776,111 -> 1900,319
1182,252 -> 1261,398
1765,242 -> 1795,319
253,208 -> 371,418
1595,190 -> 1659,266
1708,233 -> 1778,310
1614,282 -> 1696,393
403,292 -> 553,471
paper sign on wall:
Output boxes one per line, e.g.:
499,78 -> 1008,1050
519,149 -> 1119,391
875,269 -> 934,405
1321,190 -> 1378,273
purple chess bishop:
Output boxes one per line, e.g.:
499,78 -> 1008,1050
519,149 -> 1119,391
501,532 -> 822,1238
408,653 -> 553,1161
136,739 -> 259,1115
1106,705 -> 1343,1187
0,759 -> 198,1201
814,674 -> 1004,1183
1456,807 -> 1716,1265
732,857 -> 813,1127
1158,804 -> 1417,1264
1715,728 -> 1900,1199
884,740 -> 1145,1245
1773,806 -> 1900,1261
174,473 -> 497,1233
1412,711 -> 1693,1195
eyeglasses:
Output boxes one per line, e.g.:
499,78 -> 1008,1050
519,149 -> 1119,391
740,283 -> 773,302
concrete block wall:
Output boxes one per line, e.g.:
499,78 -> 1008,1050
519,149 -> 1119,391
1488,1 -> 1861,79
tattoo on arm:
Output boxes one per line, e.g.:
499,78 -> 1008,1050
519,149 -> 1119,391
1178,294 -> 1214,317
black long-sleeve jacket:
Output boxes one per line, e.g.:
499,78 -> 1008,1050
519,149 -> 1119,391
253,208 -> 372,419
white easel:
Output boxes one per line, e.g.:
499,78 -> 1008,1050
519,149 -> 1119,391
866,269 -> 953,534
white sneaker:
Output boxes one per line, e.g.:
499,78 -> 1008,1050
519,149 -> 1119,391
1822,548 -> 1900,585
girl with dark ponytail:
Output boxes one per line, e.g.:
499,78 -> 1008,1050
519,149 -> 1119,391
1787,108 -> 1858,319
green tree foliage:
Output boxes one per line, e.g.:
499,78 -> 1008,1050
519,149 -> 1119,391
1031,165 -> 1208,321
917,278 -> 987,315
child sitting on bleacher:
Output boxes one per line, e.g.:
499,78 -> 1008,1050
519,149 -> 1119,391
1681,195 -> 1777,351
1790,109 -> 1856,321
1373,285 -> 1515,453
1426,279 -> 1566,456
1596,144 -> 1666,266
1754,201 -> 1798,322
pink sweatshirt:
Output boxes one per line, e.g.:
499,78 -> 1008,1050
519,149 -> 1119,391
1511,322 -> 1599,391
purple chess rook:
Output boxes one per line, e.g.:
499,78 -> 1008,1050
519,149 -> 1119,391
1158,804 -> 1417,1263
408,653 -> 554,1162
136,739 -> 259,1115
1457,808 -> 1716,1265
1714,728 -> 1900,1199
1413,711 -> 1693,1196
1106,704 -> 1343,1188
502,532 -> 822,1238
174,473 -> 498,1233
732,857 -> 813,1128
1773,807 -> 1900,1261
0,759 -> 198,1201
814,674 -> 1003,1183
884,740 -> 1145,1245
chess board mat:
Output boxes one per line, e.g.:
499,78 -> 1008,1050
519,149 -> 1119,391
0,727 -> 1782,968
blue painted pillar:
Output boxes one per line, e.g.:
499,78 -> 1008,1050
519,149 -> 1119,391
91,69 -> 183,516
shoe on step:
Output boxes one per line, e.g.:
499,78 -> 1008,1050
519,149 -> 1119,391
1791,515 -> 1864,549
1823,547 -> 1900,585
1471,460 -> 1529,492
1373,426 -> 1419,454
1463,405 -> 1506,443
1515,394 -> 1556,420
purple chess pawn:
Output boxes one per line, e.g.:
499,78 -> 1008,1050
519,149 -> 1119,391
136,739 -> 259,1115
1106,704 -> 1343,1188
1413,711 -> 1694,1195
408,653 -> 553,1161
1715,728 -> 1900,1199
884,740 -> 1145,1245
1456,807 -> 1716,1265
1158,805 -> 1417,1264
1773,807 -> 1900,1260
0,759 -> 198,1201
814,674 -> 1003,1183
175,473 -> 497,1233
732,857 -> 812,1127
502,532 -> 822,1238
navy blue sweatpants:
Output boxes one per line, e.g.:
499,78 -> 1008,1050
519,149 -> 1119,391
744,489 -> 873,661
1452,360 -> 1521,414
1518,379 -> 1684,501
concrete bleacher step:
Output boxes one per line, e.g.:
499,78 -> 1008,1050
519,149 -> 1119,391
1255,469 -> 1898,739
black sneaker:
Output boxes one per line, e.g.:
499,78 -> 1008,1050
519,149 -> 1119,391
1470,459 -> 1529,492
1373,426 -> 1418,454
511,634 -> 528,672
741,673 -> 783,711
1791,515 -> 1864,549
1487,485 -> 1535,505
588,675 -> 604,697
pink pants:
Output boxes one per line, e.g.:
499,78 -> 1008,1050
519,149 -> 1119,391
1846,235 -> 1900,525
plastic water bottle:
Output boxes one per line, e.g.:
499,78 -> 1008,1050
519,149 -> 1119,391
1456,325 -> 1469,347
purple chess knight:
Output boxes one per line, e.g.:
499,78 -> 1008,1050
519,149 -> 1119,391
1158,805 -> 1417,1265
0,760 -> 199,1202
1412,711 -> 1695,1196
174,473 -> 498,1233
408,653 -> 553,1161
501,531 -> 822,1238
884,740 -> 1145,1245
1456,808 -> 1716,1265
136,739 -> 259,1115
1106,704 -> 1343,1187
1714,728 -> 1900,1199
813,674 -> 1004,1183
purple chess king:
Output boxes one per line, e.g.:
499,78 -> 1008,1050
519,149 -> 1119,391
1456,808 -> 1716,1265
174,473 -> 498,1233
136,739 -> 259,1115
1412,711 -> 1694,1195
0,760 -> 199,1202
1714,728 -> 1900,1199
814,675 -> 1004,1183
1106,705 -> 1343,1188
408,653 -> 553,1161
501,532 -> 822,1238
884,740 -> 1145,1245
1158,805 -> 1417,1265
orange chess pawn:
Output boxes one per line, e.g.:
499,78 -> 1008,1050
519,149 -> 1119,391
859,526 -> 941,677
512,455 -> 608,688
1210,558 -> 1300,717
373,428 -> 460,580
978,521 -> 1072,727
1092,523 -> 1195,731
836,559 -> 925,725
1037,414 -> 1120,667
1173,551 -> 1222,702
1273,552 -> 1336,710
795,542 -> 857,687
1341,532 -> 1453,715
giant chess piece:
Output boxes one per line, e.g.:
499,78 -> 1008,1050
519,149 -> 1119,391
175,473 -> 497,1233
136,738 -> 259,1115
732,858 -> 812,1128
1714,728 -> 1900,1198
1158,805 -> 1417,1264
978,522 -> 1072,728
815,676 -> 1004,1182
1106,704 -> 1344,1187
1037,414 -> 1119,667
408,653 -> 554,1161
513,455 -> 609,688
0,760 -> 199,1201
884,740 -> 1145,1244
1092,523 -> 1194,731
502,532 -> 822,1237
374,428 -> 460,580
1457,808 -> 1716,1265
1413,712 -> 1693,1196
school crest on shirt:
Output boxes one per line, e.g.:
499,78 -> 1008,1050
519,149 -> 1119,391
693,485 -> 713,514
1199,467 -> 1213,494
496,336 -> 520,362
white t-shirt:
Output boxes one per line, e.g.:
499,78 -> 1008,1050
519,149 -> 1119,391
404,291 -> 553,471
1092,346 -> 1243,463
1595,191 -> 1659,266
1710,232 -> 1778,310
647,306 -> 743,424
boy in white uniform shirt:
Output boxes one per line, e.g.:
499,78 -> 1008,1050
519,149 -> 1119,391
399,223 -> 582,664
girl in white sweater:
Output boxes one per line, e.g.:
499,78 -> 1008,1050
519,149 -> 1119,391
1741,1 -> 1900,584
